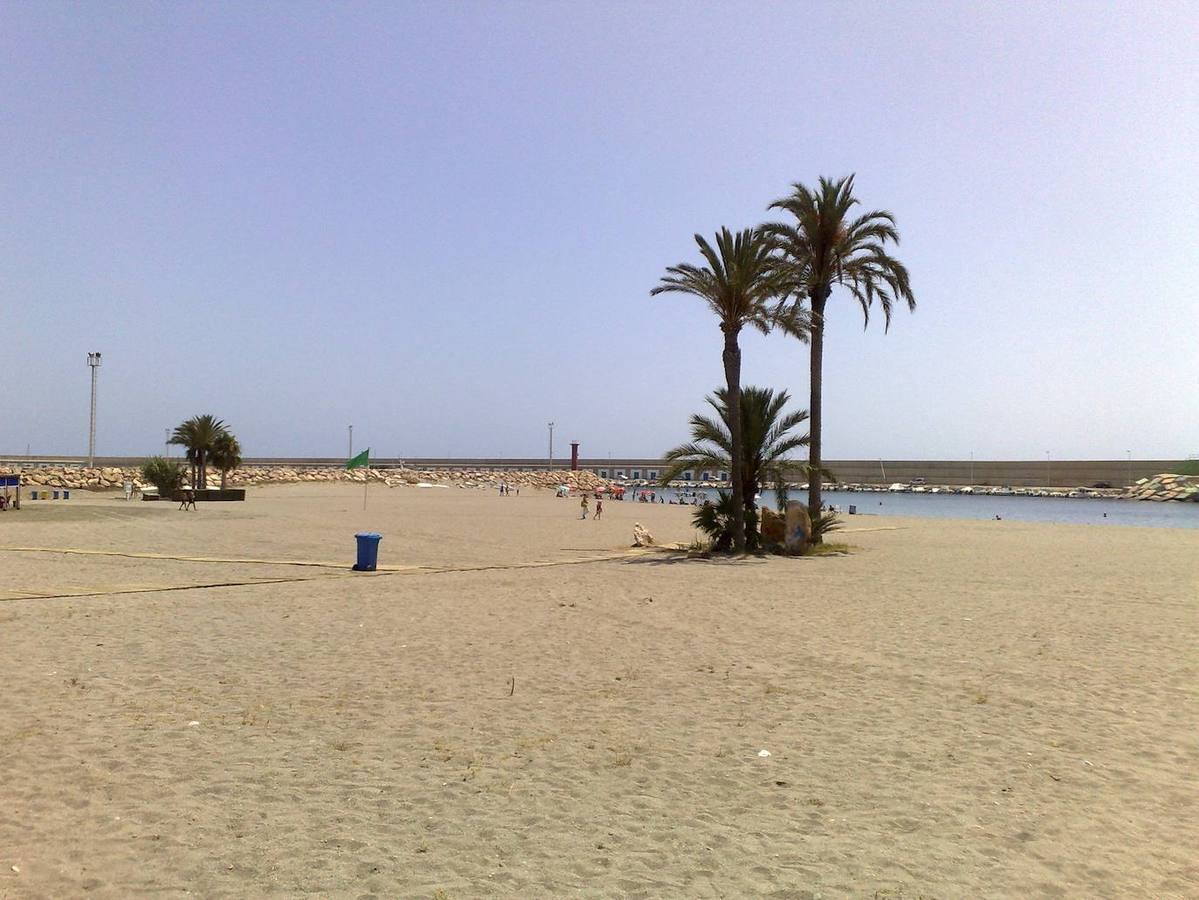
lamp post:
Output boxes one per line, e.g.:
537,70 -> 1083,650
547,422 -> 555,471
165,427 -> 170,458
348,425 -> 353,460
86,352 -> 102,467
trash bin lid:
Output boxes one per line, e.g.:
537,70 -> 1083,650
355,532 -> 382,540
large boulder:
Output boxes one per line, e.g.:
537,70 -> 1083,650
760,507 -> 786,546
784,501 -> 812,553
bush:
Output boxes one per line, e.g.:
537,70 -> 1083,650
692,491 -> 761,553
809,510 -> 844,540
140,457 -> 185,499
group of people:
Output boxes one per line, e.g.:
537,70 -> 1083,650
498,483 -> 520,496
579,495 -> 603,520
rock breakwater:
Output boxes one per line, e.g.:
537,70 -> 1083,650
0,465 -> 615,493
1123,474 -> 1199,502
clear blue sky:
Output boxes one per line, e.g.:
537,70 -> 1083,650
3,2 -> 1196,460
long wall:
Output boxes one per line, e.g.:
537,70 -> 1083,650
0,455 -> 1182,489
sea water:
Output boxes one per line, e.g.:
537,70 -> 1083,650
627,488 -> 1199,530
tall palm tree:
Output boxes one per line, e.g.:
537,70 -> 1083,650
209,432 -> 242,490
169,414 -> 228,489
652,228 -> 797,553
660,386 -> 809,534
764,175 -> 915,532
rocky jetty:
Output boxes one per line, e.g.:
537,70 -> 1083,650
0,464 -> 615,494
1123,474 -> 1199,502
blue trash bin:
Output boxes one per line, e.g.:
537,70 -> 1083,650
353,532 -> 382,571
63,490 -> 70,500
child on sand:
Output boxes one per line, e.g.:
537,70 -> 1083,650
580,495 -> 589,519
594,498 -> 603,521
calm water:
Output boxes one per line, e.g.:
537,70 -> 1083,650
624,487 -> 1199,530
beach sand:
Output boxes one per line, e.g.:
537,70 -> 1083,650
1,484 -> 1196,898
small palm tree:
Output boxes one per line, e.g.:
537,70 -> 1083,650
661,386 -> 809,546
692,491 -> 759,554
209,432 -> 242,490
764,175 -> 915,533
169,414 -> 228,489
652,228 -> 802,553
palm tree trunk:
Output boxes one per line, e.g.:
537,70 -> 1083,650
807,289 -> 828,540
220,470 -> 227,490
198,450 -> 207,489
722,325 -> 746,554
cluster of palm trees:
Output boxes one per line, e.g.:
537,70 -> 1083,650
169,414 -> 242,489
653,175 -> 915,551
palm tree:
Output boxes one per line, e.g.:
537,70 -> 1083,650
661,386 -> 809,537
652,228 -> 800,553
764,175 -> 915,532
169,415 -> 228,489
209,432 -> 242,490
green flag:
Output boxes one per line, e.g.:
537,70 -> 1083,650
346,448 -> 369,469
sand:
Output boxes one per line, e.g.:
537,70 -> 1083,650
1,484 -> 1196,898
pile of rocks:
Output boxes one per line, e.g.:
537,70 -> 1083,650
2,466 -> 137,491
1123,473 -> 1199,502
0,464 -> 616,494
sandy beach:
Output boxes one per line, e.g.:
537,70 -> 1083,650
1,484 -> 1195,898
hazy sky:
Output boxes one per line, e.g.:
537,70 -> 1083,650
3,2 -> 1196,461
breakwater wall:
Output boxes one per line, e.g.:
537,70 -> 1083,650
0,456 -> 1185,490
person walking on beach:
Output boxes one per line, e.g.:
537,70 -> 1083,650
580,495 -> 589,519
594,498 -> 603,521
179,488 -> 196,511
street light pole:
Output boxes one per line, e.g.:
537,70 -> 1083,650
87,352 -> 102,467
547,422 -> 555,471
165,427 -> 170,458
348,425 -> 353,460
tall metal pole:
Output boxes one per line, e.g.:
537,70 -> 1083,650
547,422 -> 555,471
87,352 -> 102,467
165,427 -> 170,458
348,425 -> 353,459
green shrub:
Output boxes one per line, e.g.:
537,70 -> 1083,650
692,491 -> 761,553
140,457 -> 185,499
809,510 -> 844,540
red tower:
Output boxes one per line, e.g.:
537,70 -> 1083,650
570,442 -> 580,471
